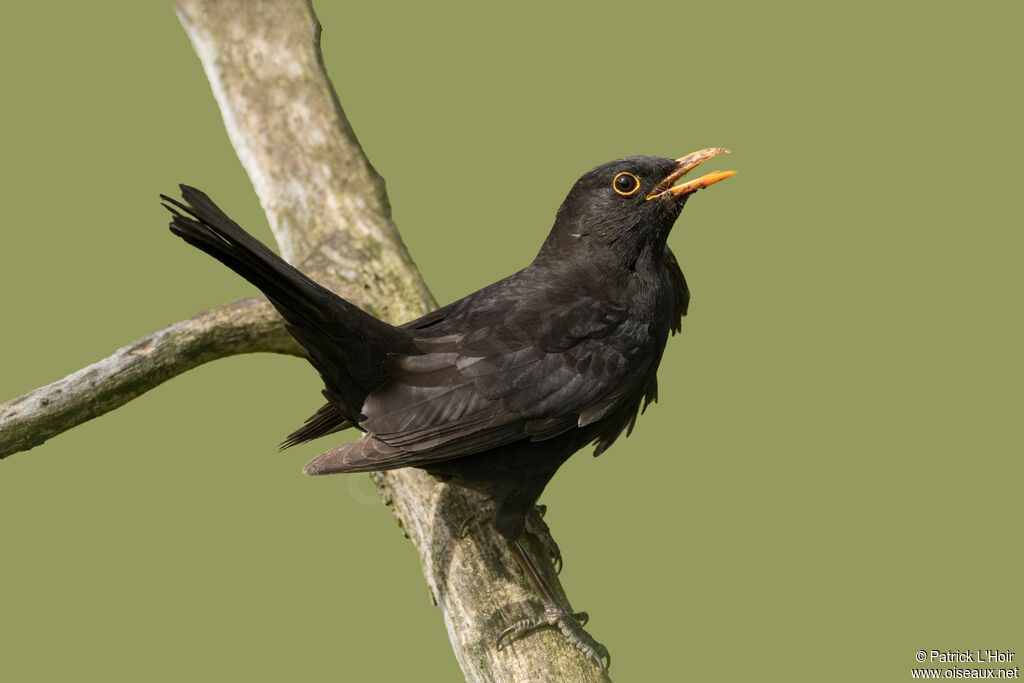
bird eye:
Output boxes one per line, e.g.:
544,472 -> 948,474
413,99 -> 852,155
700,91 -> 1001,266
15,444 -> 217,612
612,172 -> 640,196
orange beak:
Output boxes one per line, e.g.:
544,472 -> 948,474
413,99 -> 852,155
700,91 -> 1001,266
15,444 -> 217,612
646,147 -> 737,201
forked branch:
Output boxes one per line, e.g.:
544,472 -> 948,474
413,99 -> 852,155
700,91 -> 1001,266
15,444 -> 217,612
0,1 -> 606,680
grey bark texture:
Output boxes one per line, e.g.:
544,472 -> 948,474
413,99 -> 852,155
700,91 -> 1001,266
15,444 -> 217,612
0,1 -> 607,680
0,298 -> 299,458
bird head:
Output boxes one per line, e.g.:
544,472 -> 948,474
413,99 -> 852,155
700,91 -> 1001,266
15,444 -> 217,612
538,148 -> 735,264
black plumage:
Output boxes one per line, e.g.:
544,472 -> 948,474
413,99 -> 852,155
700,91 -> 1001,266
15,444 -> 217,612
162,150 -> 734,672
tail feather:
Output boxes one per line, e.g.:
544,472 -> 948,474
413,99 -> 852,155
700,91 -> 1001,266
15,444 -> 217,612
162,186 -> 350,339
280,402 -> 352,450
163,185 -> 411,422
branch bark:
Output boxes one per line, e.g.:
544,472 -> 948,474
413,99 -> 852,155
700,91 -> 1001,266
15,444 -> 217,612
0,298 -> 298,458
0,1 -> 606,680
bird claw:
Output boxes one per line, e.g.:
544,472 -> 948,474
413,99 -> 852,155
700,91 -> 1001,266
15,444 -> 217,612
457,510 -> 480,538
457,500 -> 495,538
496,603 -> 610,675
461,503 -> 563,574
525,505 -> 563,574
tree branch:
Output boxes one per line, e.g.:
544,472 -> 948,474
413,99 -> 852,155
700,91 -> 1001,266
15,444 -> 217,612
1,1 -> 607,679
0,298 -> 297,459
174,0 -> 433,324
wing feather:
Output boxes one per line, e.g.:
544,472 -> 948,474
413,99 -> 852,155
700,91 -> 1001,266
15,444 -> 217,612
304,290 -> 657,474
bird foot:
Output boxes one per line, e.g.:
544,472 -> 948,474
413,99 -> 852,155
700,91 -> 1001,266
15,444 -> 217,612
457,499 -> 495,538
497,602 -> 610,675
525,504 -> 563,574
459,503 -> 562,574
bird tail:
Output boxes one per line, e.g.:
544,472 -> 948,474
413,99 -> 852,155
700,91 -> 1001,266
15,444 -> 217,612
161,185 -> 409,421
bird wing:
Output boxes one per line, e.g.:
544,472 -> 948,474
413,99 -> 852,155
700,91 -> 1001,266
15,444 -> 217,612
289,247 -> 687,452
303,291 -> 655,474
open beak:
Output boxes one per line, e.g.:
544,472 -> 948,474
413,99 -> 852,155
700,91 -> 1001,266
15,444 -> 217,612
646,147 -> 736,201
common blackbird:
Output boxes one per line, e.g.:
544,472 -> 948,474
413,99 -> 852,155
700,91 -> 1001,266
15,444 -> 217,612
162,148 -> 735,673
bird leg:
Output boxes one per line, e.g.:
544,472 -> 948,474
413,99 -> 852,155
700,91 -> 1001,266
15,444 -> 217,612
459,503 -> 563,574
524,504 -> 563,574
497,538 -> 610,675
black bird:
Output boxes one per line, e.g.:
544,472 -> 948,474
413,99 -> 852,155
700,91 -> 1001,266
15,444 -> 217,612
162,148 -> 735,673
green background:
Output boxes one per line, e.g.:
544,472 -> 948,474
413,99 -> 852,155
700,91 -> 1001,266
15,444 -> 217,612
2,2 -> 1020,681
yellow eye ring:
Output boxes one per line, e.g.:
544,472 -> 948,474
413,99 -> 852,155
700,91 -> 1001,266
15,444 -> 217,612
612,172 -> 640,196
